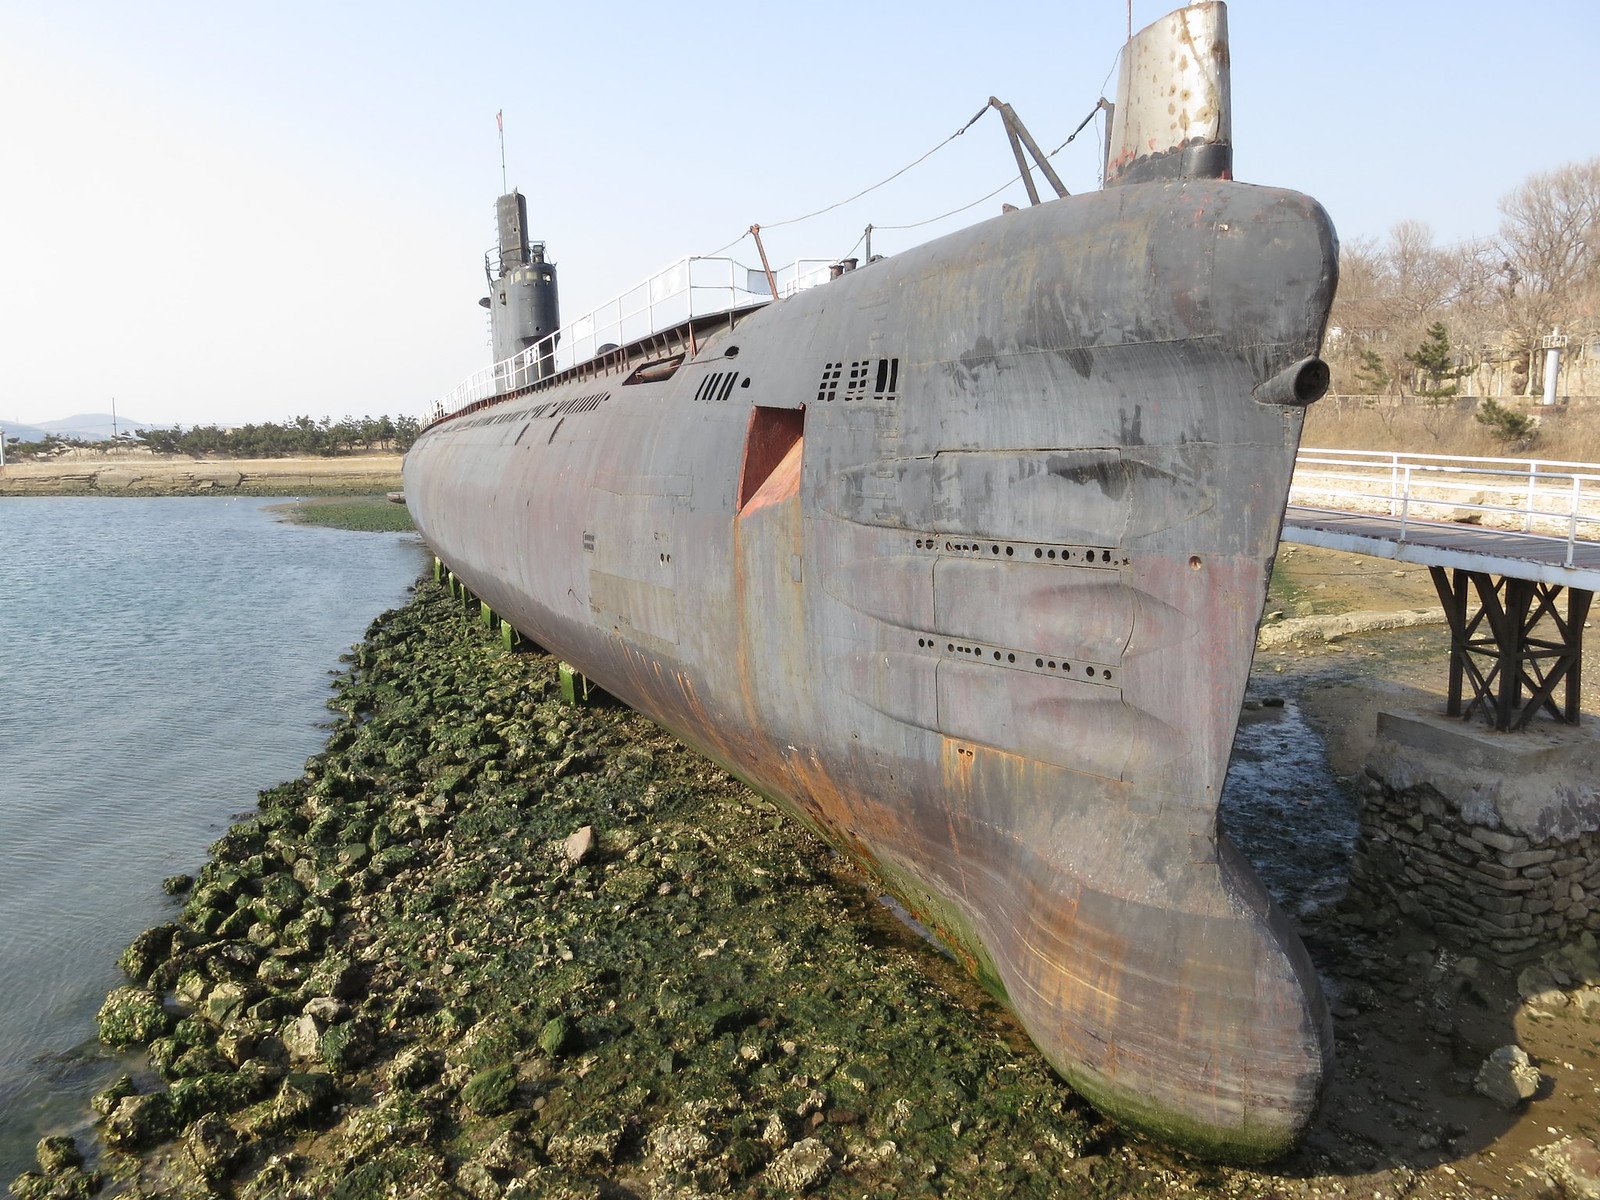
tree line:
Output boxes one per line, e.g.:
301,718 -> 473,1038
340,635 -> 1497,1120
6,413 -> 422,460
1328,156 -> 1599,405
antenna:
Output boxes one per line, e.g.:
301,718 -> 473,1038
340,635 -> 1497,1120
496,110 -> 507,194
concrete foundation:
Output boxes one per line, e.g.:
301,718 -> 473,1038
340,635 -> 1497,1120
1349,709 -> 1600,964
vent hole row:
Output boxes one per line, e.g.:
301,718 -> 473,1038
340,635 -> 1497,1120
913,637 -> 1113,683
912,537 -> 1120,565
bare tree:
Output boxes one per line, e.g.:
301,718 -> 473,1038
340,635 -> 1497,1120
1496,157 -> 1600,391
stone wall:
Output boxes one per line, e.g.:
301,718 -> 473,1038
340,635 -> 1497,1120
1345,709 -> 1600,965
1348,775 -> 1600,964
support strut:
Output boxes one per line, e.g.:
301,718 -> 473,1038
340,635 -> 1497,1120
1429,567 -> 1592,730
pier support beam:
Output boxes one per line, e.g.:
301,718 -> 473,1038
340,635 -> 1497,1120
1429,567 -> 1592,730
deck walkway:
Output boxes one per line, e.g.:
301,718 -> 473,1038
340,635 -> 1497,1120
1281,505 -> 1600,591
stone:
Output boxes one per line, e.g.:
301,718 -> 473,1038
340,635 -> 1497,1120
562,825 -> 596,865
1500,848 -> 1558,869
282,1013 -> 325,1063
649,1123 -> 713,1174
1536,1136 -> 1600,1199
1473,893 -> 1525,915
203,981 -> 253,1026
1473,826 -> 1527,853
764,1137 -> 836,1192
302,996 -> 347,1023
117,923 -> 179,984
34,1136 -> 82,1174
461,1064 -> 517,1115
90,1075 -> 136,1118
96,986 -> 175,1048
184,1112 -> 241,1181
104,1092 -> 175,1149
1518,965 -> 1565,1002
1474,1045 -> 1542,1108
386,1046 -> 442,1090
162,873 -> 194,895
265,1071 -> 334,1132
537,1016 -> 571,1057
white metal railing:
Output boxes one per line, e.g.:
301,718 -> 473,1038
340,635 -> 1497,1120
433,255 -> 835,421
1289,447 -> 1600,568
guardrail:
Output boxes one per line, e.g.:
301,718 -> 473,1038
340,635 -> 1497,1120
1289,447 -> 1600,568
436,255 -> 835,419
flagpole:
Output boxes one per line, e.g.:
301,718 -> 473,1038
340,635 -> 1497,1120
497,110 -> 507,194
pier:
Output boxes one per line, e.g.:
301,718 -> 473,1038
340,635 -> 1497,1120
1284,449 -> 1600,730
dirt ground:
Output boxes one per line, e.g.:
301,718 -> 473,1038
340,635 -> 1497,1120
1235,545 -> 1600,1200
0,452 -> 403,496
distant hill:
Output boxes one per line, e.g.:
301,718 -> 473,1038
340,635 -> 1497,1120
1,412 -> 162,444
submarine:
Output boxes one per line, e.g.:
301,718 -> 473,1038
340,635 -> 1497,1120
405,2 -> 1338,1160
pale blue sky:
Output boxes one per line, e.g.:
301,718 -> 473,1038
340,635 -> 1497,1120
2,0 -> 1594,428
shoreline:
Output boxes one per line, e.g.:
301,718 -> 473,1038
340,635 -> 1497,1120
12,566 -> 1600,1198
0,454 -> 403,498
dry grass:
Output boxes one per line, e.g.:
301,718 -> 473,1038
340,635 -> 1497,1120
1303,396 -> 1600,464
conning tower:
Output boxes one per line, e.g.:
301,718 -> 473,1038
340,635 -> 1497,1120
486,191 -> 559,375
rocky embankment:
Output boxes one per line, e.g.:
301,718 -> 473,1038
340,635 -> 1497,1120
14,580 -> 1600,1200
13,581 -> 1113,1199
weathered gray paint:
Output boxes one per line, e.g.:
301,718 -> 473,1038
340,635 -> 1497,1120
406,176 -> 1339,1159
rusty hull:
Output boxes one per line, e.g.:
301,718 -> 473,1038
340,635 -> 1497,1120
405,179 -> 1338,1160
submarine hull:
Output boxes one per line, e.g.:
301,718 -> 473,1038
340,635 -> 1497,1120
405,178 -> 1338,1159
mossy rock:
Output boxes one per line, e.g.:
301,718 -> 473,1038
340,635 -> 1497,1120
118,923 -> 179,984
34,1135 -> 83,1174
319,1019 -> 373,1074
537,1016 -> 571,1057
103,1092 -> 175,1149
385,1046 -> 442,1091
96,986 -> 175,1048
90,1075 -> 136,1118
460,1064 -> 517,1116
370,845 -> 419,876
324,1147 -> 450,1200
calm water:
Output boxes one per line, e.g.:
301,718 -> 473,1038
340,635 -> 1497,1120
0,497 -> 427,1177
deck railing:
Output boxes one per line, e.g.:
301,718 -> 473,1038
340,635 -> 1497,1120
435,255 -> 835,420
1290,447 -> 1600,568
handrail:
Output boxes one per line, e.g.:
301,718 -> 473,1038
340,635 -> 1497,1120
434,254 -> 836,423
1290,448 -> 1600,569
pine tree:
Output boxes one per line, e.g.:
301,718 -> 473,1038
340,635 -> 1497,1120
1354,348 -> 1390,394
1404,322 -> 1464,400
1474,398 -> 1537,445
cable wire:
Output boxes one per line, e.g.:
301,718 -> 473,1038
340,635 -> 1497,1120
759,102 -> 992,231
874,100 -> 1106,233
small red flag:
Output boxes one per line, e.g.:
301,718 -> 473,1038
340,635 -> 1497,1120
496,110 -> 503,133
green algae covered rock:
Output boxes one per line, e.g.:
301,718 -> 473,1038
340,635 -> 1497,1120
117,922 -> 179,983
84,579 -> 1116,1197
536,1015 -> 571,1058
460,1064 -> 516,1116
96,985 -> 174,1048
104,1092 -> 175,1149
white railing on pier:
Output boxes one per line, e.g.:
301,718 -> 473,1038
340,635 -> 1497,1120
1289,448 -> 1600,568
435,255 -> 835,419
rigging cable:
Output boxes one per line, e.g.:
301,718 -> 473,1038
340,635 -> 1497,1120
696,102 -> 992,256
873,100 -> 1106,233
759,102 -> 993,231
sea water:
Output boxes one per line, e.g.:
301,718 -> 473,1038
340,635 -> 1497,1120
0,497 -> 427,1179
